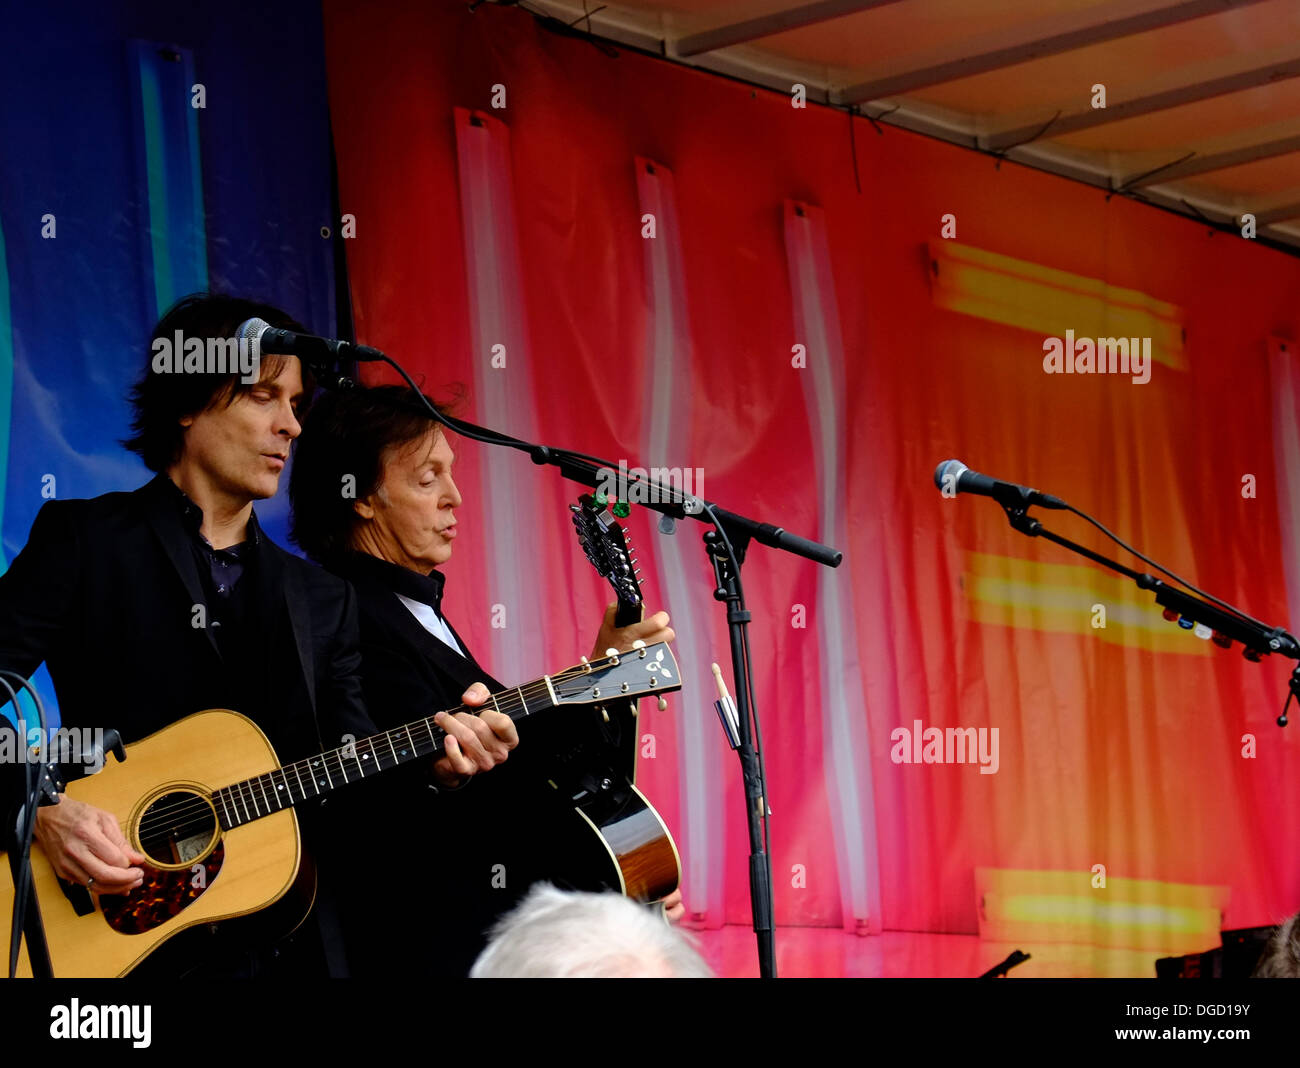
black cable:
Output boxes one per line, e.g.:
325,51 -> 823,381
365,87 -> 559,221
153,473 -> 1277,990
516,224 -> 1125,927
2,672 -> 49,979
1063,503 -> 1274,631
848,108 -> 862,195
373,354 -> 533,451
4,677 -> 33,980
739,618 -> 771,857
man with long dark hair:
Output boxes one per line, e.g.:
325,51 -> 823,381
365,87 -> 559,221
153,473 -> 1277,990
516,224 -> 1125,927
0,294 -> 505,977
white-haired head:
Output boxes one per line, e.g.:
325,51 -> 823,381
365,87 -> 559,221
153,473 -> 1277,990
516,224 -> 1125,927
469,884 -> 713,978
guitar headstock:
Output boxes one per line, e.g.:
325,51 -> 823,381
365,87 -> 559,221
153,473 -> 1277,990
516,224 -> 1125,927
570,492 -> 643,627
550,642 -> 682,706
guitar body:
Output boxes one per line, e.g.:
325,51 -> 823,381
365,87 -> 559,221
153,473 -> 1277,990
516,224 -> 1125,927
566,777 -> 681,902
2,643 -> 683,977
2,710 -> 308,978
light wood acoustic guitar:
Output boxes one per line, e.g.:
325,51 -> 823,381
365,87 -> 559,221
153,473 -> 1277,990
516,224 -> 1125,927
1,643 -> 681,977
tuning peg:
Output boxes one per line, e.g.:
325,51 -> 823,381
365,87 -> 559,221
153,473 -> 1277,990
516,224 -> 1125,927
632,639 -> 646,650
657,697 -> 668,712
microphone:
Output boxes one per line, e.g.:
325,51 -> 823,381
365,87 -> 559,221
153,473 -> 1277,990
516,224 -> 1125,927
933,459 -> 1068,510
236,318 -> 386,367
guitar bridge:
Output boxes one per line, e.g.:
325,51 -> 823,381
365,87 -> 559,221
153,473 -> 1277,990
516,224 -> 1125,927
58,880 -> 95,917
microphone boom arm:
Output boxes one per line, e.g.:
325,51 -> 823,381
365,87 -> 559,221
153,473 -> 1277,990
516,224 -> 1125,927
994,497 -> 1300,725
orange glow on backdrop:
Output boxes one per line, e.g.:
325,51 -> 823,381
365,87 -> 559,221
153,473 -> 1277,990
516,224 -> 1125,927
322,0 -> 1300,959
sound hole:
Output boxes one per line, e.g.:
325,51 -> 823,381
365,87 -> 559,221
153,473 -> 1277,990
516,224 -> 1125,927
138,789 -> 218,868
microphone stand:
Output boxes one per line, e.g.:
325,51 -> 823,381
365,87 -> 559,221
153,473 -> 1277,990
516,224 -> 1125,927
3,665 -> 126,980
317,352 -> 843,979
3,673 -> 57,979
979,949 -> 1031,978
996,499 -> 1300,724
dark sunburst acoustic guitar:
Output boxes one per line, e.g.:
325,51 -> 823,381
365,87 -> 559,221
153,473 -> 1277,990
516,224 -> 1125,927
1,643 -> 681,977
564,491 -> 682,902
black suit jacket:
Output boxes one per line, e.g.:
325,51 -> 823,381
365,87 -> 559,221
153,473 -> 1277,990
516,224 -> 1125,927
0,475 -> 377,976
328,552 -> 582,977
0,475 -> 375,754
334,552 -> 505,721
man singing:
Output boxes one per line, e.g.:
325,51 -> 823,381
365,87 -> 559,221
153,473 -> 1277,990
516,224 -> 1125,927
288,384 -> 677,976
0,294 -> 509,977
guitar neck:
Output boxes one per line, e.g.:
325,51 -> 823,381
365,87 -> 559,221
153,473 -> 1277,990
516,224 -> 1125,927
213,676 -> 558,830
613,599 -> 644,630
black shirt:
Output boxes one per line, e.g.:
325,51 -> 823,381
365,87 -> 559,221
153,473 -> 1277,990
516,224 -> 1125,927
161,477 -> 256,605
160,478 -> 272,736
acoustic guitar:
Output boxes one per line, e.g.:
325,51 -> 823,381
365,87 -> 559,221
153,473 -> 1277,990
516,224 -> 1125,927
2,643 -> 681,978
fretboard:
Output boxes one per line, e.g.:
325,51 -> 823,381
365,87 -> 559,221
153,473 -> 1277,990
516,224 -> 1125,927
213,675 -> 558,830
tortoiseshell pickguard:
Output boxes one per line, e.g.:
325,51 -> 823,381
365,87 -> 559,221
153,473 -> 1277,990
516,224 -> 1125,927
100,844 -> 224,935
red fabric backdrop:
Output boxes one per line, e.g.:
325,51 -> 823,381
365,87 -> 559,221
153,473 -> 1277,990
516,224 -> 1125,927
322,0 -> 1300,943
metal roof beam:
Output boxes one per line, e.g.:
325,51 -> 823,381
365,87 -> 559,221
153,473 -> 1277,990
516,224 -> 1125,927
673,0 -> 905,57
831,0 -> 1270,106
1123,132 -> 1300,187
984,53 -> 1300,151
1251,199 -> 1300,225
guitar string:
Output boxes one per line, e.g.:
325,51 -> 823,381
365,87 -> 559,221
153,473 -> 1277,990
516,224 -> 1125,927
123,659 -> 666,843
125,674 -> 571,839
127,646 -> 668,837
123,512 -> 641,849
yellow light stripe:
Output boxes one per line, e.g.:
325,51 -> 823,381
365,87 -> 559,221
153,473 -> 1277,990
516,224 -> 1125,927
964,551 -> 1211,655
976,869 -> 1229,952
992,894 -> 1212,932
977,867 -> 1229,908
929,240 -> 1186,370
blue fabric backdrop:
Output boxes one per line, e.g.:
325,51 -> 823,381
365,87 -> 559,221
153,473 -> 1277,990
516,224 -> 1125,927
0,1 -> 340,726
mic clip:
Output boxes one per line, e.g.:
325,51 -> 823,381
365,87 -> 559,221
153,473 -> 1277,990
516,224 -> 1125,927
1000,500 -> 1042,537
